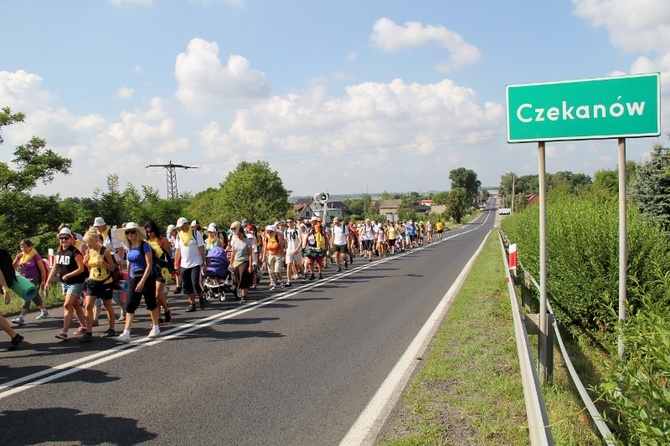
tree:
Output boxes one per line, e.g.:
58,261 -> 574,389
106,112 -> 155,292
446,187 -> 469,223
449,167 -> 481,205
630,141 -> 670,229
431,191 -> 450,205
0,107 -> 71,251
189,161 -> 291,226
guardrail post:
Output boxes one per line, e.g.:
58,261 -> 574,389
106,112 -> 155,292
521,272 -> 532,312
545,314 -> 554,381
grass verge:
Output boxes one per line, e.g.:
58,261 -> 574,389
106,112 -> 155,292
378,231 -> 602,445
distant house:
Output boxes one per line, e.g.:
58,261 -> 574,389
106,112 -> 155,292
379,199 -> 402,221
410,203 -> 431,214
526,193 -> 539,206
292,198 -> 350,222
420,199 -> 433,206
430,204 -> 447,215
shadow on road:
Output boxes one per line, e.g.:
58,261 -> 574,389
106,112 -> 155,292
0,406 -> 157,446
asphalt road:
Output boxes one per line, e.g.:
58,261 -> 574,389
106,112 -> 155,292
0,209 -> 496,446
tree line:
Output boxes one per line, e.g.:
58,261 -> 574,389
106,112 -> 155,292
1,107 -> 486,255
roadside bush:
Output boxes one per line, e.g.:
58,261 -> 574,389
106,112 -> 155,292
599,292 -> 670,445
501,190 -> 670,347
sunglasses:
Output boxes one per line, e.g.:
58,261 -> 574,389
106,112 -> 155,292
145,228 -> 154,233
58,237 -> 70,241
125,230 -> 137,235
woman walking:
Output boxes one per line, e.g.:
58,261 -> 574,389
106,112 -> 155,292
145,221 -> 173,324
45,227 -> 88,340
11,239 -> 49,324
229,225 -> 253,304
81,227 -> 117,341
113,222 -> 161,343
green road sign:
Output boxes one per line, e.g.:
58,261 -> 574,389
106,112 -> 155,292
506,73 -> 661,143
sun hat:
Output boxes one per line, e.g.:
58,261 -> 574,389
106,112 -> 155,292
265,224 -> 275,232
310,216 -> 318,222
191,220 -> 199,227
115,222 -> 146,246
230,221 -> 241,230
246,232 -> 254,239
332,217 -> 340,223
166,224 -> 176,234
177,217 -> 189,227
207,223 -> 217,233
58,227 -> 73,237
241,218 -> 249,226
93,217 -> 106,226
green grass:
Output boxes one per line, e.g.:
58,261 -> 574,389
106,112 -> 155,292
2,285 -> 65,316
380,231 -> 603,445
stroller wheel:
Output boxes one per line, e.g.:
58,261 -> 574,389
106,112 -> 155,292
204,289 -> 212,302
219,292 -> 226,302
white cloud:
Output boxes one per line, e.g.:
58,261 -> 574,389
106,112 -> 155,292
175,38 -> 271,113
116,87 -> 134,99
572,0 -> 670,53
370,18 -> 480,71
108,0 -> 153,6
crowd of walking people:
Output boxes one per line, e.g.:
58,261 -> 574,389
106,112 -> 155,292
0,215 -> 447,350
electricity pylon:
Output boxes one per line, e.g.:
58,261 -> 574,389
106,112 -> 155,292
146,161 -> 199,199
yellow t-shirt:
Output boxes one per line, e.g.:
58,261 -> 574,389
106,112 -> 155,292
88,248 -> 112,284
435,221 -> 444,231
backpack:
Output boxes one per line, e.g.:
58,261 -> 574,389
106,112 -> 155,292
145,240 -> 175,276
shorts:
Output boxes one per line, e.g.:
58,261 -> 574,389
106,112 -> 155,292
362,240 -> 373,251
333,244 -> 348,254
286,252 -> 303,265
306,256 -> 324,265
267,254 -> 283,273
87,279 -> 114,300
437,229 -> 444,234
61,282 -> 85,297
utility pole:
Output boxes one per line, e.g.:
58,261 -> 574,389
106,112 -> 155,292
146,161 -> 199,199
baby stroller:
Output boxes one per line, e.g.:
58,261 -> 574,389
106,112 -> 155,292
202,247 -> 237,302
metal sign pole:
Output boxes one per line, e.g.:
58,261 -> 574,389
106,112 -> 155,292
538,142 -> 548,382
618,138 -> 627,360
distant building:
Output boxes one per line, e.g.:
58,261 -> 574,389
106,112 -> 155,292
379,199 -> 402,221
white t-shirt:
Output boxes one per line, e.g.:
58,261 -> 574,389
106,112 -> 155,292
332,224 -> 348,246
176,229 -> 205,268
101,226 -> 124,263
284,227 -> 301,253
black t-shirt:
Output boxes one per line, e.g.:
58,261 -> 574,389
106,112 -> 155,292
55,246 -> 87,284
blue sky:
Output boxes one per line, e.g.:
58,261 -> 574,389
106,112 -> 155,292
1,0 -> 669,199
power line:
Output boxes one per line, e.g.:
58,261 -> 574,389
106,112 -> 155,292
146,161 -> 199,199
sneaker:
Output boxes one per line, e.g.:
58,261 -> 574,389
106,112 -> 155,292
337,266 -> 342,272
8,333 -> 24,351
285,281 -> 292,287
344,260 -> 348,269
11,316 -> 25,325
279,281 -> 285,289
101,329 -> 116,338
36,310 -> 49,320
113,332 -> 131,343
185,305 -> 197,313
74,327 -> 87,335
79,332 -> 93,343
157,318 -> 165,326
55,331 -> 68,340
318,273 -> 323,280
308,274 -> 315,281
174,286 -> 182,295
199,297 -> 207,309
92,319 -> 100,327
269,282 -> 276,291
118,312 -> 126,322
301,276 -> 306,283
148,326 -> 160,338
164,311 -> 172,324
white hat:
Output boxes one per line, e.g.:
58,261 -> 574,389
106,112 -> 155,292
191,220 -> 199,227
93,217 -> 106,226
265,224 -> 275,232
207,223 -> 217,233
58,227 -> 73,237
166,224 -> 176,234
310,216 -> 318,222
246,232 -> 254,239
177,217 -> 189,227
115,222 -> 146,246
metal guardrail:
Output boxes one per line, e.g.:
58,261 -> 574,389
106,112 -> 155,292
499,229 -> 615,446
498,230 -> 554,445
